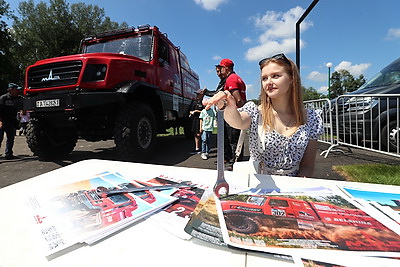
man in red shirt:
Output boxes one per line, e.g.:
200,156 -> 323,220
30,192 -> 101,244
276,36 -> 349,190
216,58 -> 246,165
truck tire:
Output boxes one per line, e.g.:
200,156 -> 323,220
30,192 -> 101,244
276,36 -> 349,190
224,213 -> 259,234
381,120 -> 400,152
114,102 -> 157,161
25,119 -> 78,160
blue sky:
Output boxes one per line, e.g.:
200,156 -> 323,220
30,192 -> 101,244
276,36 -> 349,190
5,0 -> 400,100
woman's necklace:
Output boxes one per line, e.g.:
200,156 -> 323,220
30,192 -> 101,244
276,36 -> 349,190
274,111 -> 294,131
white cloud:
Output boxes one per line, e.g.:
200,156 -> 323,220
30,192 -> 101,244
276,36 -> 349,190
194,0 -> 228,11
212,55 -> 221,61
246,83 -> 254,92
245,6 -> 313,62
386,28 -> 400,39
317,86 -> 328,95
307,71 -> 326,82
242,37 -> 252,44
307,61 -> 371,85
334,61 -> 371,77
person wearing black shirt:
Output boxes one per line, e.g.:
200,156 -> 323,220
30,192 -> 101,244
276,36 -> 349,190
203,65 -> 226,97
0,83 -> 23,159
189,89 -> 205,154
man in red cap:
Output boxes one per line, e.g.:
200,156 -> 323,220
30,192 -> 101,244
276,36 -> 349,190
216,58 -> 246,165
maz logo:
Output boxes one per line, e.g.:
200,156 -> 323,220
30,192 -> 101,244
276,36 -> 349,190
41,70 -> 61,82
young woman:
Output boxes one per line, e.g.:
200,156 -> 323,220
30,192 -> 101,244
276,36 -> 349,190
204,54 -> 323,177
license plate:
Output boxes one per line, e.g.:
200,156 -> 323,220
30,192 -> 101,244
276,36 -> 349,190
36,99 -> 60,108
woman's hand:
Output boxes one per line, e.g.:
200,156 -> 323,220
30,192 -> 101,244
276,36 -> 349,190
204,90 -> 235,110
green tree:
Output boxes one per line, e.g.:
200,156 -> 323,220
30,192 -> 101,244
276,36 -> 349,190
302,86 -> 323,101
329,69 -> 365,99
0,0 -> 20,91
11,0 -> 127,72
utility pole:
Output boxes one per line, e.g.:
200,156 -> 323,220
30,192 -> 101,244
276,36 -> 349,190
296,0 -> 319,72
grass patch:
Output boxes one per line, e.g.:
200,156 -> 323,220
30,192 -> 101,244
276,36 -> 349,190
157,127 -> 185,137
333,164 -> 400,186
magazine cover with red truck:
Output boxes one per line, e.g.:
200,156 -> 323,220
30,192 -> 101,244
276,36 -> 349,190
143,174 -> 209,239
215,186 -> 400,261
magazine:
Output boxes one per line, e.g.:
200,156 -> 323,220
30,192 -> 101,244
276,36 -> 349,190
145,175 -> 209,239
184,188 -> 297,264
215,185 -> 400,259
339,185 -> 400,233
184,188 -> 226,246
184,185 -> 334,247
26,171 -> 177,256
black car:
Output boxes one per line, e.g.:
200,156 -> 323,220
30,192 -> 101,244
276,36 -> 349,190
332,57 -> 400,152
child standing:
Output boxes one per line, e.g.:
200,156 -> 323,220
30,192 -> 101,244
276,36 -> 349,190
199,106 -> 216,160
18,110 -> 30,136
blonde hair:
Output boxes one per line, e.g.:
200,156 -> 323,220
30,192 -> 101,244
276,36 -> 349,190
259,55 -> 305,131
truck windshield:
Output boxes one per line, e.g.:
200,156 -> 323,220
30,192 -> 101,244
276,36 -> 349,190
359,58 -> 400,89
108,194 -> 132,204
247,196 -> 266,206
83,35 -> 153,61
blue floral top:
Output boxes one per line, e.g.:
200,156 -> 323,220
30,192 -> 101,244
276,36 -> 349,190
238,101 -> 324,176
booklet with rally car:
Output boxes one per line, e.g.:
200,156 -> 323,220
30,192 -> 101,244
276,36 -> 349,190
26,171 -> 178,256
214,184 -> 400,264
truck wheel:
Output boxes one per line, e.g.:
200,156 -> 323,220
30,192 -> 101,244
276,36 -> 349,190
224,213 -> 259,234
25,119 -> 78,160
114,103 -> 157,161
381,120 -> 400,152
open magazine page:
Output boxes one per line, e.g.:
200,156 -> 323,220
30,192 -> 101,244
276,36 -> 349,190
144,175 -> 209,239
215,185 -> 400,264
26,171 -> 177,256
339,185 -> 400,233
184,188 -> 296,264
97,171 -> 178,210
84,171 -> 179,244
185,184 -> 334,247
184,188 -> 226,246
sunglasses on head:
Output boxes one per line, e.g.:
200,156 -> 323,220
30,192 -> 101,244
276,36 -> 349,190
259,53 -> 290,66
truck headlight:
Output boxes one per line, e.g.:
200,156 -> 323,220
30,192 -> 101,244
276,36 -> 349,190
82,64 -> 107,82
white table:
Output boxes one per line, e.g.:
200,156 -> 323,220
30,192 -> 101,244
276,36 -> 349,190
0,159 -> 295,267
0,159 -> 398,267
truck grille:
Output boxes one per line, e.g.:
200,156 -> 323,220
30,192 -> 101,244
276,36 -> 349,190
28,60 -> 83,89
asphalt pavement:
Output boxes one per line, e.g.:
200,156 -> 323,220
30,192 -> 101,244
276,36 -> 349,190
1,133 -> 399,189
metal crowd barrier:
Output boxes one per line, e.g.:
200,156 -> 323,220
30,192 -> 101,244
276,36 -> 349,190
305,94 -> 400,158
304,98 -> 333,144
